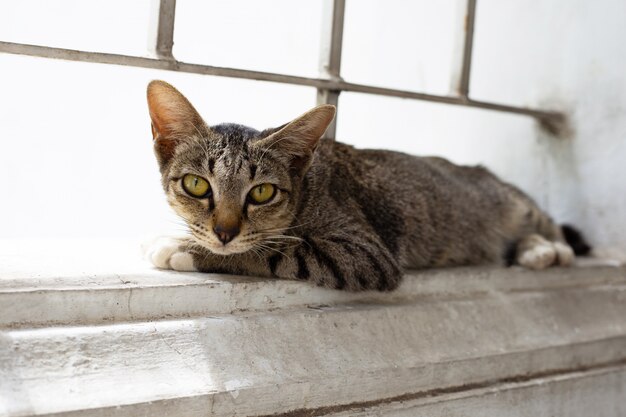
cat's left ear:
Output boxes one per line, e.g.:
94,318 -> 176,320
147,80 -> 207,167
255,105 -> 336,175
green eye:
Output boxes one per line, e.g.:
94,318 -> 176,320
182,174 -> 211,198
248,183 -> 276,204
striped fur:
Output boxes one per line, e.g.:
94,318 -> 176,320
147,80 -> 582,292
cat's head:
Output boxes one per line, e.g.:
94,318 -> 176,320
146,80 -> 335,255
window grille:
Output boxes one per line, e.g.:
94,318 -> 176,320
0,0 -> 565,138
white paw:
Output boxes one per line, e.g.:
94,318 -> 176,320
518,243 -> 557,270
554,242 -> 575,266
142,237 -> 197,272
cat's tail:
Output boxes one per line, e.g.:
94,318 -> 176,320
562,224 -> 592,256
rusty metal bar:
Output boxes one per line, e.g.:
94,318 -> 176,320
317,0 -> 346,139
458,0 -> 477,97
0,40 -> 564,125
149,0 -> 176,59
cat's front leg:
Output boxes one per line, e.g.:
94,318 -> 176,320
268,233 -> 404,291
143,233 -> 404,292
143,236 -> 265,276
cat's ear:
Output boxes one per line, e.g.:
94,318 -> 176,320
255,105 -> 336,174
146,80 -> 207,166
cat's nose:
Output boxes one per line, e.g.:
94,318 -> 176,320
213,224 -> 240,245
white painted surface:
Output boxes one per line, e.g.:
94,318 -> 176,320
0,1 -> 624,260
1,240 -> 626,416
470,0 -> 626,261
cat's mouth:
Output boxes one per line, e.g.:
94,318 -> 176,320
188,223 -> 252,255
191,235 -> 252,256
189,225 -> 288,257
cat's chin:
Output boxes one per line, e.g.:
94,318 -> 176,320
193,239 -> 251,256
208,246 -> 250,256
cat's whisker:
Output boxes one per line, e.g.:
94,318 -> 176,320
249,247 -> 265,262
255,231 -> 302,239
258,234 -> 310,250
255,218 -> 317,233
260,237 -> 303,246
252,241 -> 290,258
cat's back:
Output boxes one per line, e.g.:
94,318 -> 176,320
314,139 -> 500,196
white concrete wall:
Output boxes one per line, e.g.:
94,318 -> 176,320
471,0 -> 626,259
0,1 -> 624,257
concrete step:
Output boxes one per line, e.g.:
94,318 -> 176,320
1,239 -> 625,416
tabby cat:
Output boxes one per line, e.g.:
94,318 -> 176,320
144,80 -> 589,291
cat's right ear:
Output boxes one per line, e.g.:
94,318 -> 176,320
254,105 -> 336,176
146,80 -> 207,166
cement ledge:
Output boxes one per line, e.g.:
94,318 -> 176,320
325,364 -> 626,417
0,239 -> 625,328
1,239 -> 626,416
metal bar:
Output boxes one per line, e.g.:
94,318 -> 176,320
317,89 -> 340,138
317,0 -> 346,139
318,0 -> 345,80
149,0 -> 176,59
0,40 -> 564,125
458,0 -> 477,97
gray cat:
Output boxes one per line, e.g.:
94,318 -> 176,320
144,80 -> 589,291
